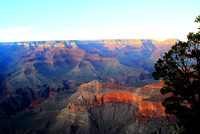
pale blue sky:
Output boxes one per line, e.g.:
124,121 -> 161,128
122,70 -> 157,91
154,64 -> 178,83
0,0 -> 199,42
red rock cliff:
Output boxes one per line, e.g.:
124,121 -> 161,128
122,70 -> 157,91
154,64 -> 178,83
66,80 -> 168,119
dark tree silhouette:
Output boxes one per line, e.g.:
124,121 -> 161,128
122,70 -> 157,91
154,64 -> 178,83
152,16 -> 200,134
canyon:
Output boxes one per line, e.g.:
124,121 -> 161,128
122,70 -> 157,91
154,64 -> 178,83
0,39 -> 179,133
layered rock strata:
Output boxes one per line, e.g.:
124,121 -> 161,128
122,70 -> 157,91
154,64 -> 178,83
54,81 -> 178,134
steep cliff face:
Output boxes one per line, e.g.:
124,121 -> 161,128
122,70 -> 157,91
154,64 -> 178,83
52,80 -> 178,134
63,81 -> 166,115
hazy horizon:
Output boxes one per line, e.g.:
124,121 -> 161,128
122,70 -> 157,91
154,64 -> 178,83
0,38 -> 180,43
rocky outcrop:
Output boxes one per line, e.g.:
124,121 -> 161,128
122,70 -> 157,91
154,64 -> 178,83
138,100 -> 166,118
54,81 -> 178,134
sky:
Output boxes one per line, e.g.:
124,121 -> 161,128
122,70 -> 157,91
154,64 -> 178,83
0,0 -> 199,42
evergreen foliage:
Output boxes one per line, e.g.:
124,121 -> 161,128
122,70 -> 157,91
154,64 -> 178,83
152,16 -> 200,133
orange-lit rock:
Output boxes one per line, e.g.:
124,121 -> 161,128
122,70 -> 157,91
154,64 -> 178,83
102,92 -> 147,105
138,101 -> 166,118
102,92 -> 134,103
65,80 -> 171,119
145,80 -> 164,89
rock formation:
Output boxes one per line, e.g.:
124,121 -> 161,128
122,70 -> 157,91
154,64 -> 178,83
53,80 -> 178,134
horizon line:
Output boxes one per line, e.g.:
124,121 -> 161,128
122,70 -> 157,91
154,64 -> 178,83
0,38 -> 180,43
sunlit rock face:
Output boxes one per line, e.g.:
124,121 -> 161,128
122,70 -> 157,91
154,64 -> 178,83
52,80 -> 178,134
0,39 -> 178,114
